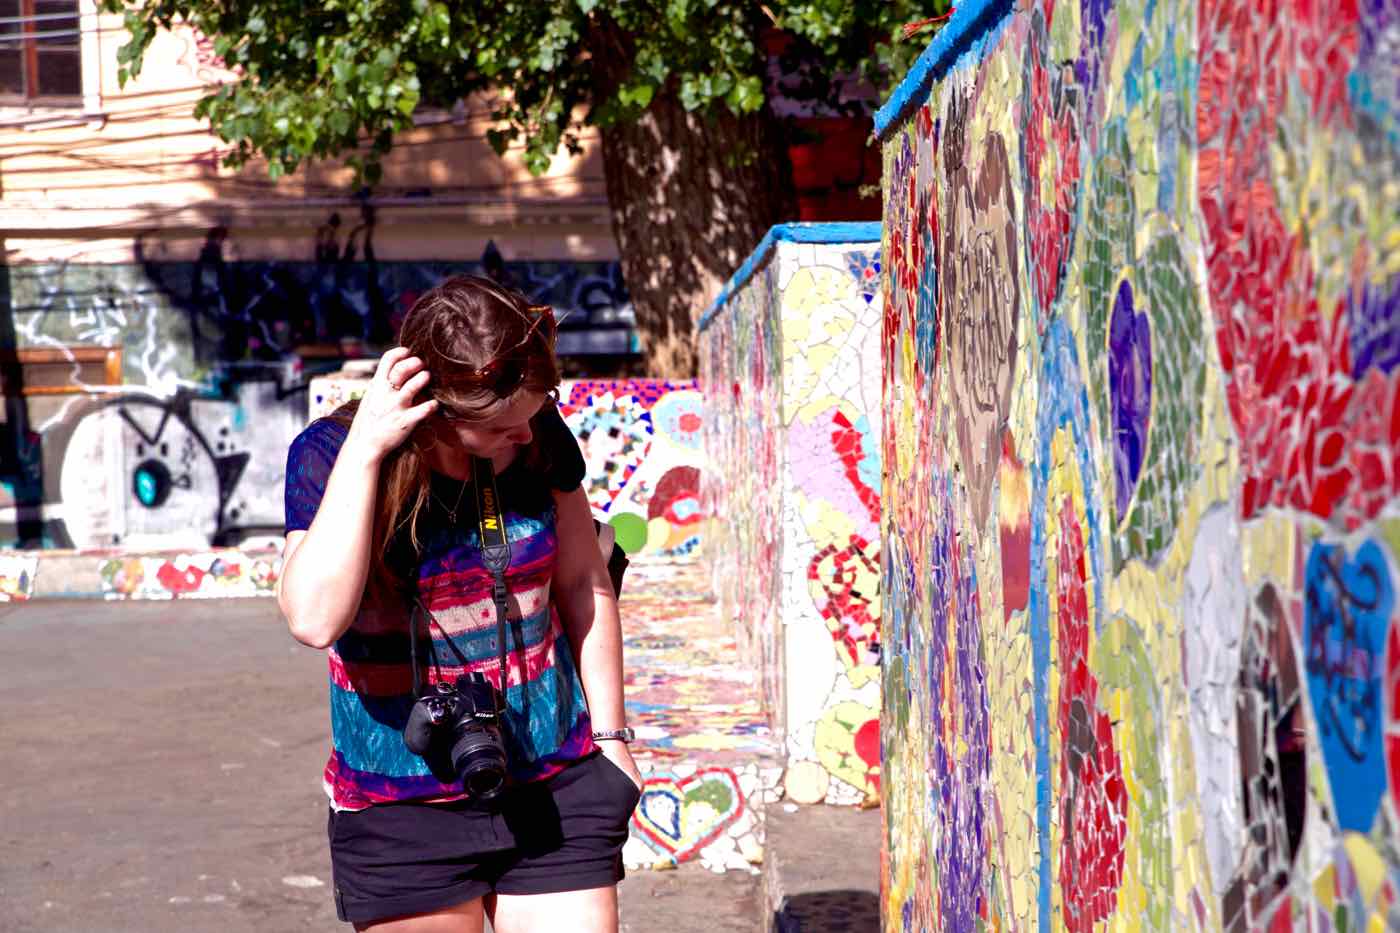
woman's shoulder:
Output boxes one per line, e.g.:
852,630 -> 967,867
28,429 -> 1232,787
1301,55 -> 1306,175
284,418 -> 352,528
290,416 -> 350,457
285,417 -> 352,493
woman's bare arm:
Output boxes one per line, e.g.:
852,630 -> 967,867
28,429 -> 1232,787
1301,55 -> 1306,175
551,485 -> 642,785
277,348 -> 436,648
277,441 -> 384,648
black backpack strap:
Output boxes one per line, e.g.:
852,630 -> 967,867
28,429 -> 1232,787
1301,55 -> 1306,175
594,519 -> 629,596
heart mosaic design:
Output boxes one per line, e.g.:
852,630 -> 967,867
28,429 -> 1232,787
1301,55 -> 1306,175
1021,5 -> 1081,327
808,535 -> 880,671
940,118 -> 1020,533
1108,278 -> 1152,519
1303,538 -> 1395,833
630,767 -> 745,864
1054,497 -> 1126,932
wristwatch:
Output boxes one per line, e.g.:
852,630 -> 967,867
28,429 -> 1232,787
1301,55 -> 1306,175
592,727 -> 635,744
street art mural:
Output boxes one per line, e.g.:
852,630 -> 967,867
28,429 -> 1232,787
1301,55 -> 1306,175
7,231 -> 633,387
699,224 -> 883,807
877,0 -> 1399,928
0,234 -> 635,551
97,550 -> 281,600
0,553 -> 36,601
559,379 -> 708,559
3,363 -> 307,552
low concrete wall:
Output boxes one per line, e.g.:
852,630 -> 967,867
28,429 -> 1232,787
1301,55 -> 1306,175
2,547 -> 281,601
699,223 -> 883,806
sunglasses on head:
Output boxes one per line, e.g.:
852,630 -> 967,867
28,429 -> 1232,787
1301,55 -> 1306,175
436,304 -> 557,409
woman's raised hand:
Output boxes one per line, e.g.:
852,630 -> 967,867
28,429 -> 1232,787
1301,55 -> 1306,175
344,347 -> 438,462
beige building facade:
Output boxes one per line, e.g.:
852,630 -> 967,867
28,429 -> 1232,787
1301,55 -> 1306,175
0,4 -> 633,550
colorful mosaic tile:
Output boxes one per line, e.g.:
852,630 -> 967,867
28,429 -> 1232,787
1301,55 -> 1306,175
617,558 -> 782,873
559,380 -> 708,559
699,229 -> 884,807
878,0 -> 1400,928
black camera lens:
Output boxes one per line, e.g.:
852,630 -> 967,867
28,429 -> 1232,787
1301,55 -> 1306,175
450,726 -> 509,801
464,759 -> 507,800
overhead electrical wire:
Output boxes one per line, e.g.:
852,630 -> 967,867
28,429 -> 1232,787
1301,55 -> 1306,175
0,13 -> 604,212
0,127 -> 605,192
0,105 -> 524,160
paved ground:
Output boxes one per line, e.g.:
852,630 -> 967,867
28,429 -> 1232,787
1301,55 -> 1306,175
0,597 -> 761,933
763,804 -> 881,933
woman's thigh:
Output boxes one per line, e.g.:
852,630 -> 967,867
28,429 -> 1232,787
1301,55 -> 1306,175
487,885 -> 618,933
355,897 -> 487,933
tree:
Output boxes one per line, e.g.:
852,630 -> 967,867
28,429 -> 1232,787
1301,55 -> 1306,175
102,0 -> 947,377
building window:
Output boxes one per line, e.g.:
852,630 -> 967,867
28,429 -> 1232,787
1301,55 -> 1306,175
0,0 -> 82,104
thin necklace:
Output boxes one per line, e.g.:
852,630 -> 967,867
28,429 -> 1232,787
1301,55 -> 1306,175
434,474 -> 471,526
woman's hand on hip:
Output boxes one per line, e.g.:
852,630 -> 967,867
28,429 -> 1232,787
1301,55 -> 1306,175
344,347 -> 438,462
598,740 -> 643,793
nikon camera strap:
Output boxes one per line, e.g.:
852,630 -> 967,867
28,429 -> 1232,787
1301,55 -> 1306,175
472,455 -> 511,715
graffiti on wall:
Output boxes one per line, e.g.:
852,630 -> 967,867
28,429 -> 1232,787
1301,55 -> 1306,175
1,363 -> 307,551
879,0 -> 1399,928
7,232 -> 632,390
0,552 -> 36,601
1,231 -> 635,549
701,231 -> 883,806
97,550 -> 281,600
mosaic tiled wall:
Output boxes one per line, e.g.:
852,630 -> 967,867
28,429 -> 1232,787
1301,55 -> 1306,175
615,559 -> 782,874
559,379 -> 708,558
878,0 -> 1399,928
700,225 -> 884,806
311,376 -> 709,557
698,257 -> 782,723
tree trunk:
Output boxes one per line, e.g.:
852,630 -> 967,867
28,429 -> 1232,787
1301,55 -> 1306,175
589,20 -> 796,379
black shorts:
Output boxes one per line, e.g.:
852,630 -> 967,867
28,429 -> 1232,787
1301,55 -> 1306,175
327,751 -> 642,925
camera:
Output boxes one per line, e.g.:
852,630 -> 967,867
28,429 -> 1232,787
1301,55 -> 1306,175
402,673 -> 509,801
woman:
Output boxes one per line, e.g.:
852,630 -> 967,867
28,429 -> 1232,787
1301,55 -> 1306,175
278,275 -> 641,932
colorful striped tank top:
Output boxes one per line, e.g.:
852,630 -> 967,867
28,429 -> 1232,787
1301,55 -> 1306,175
284,414 -> 596,811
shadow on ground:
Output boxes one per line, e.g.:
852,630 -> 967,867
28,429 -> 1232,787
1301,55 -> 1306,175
772,889 -> 880,932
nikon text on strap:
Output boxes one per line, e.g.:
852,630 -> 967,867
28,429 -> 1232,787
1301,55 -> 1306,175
473,455 -> 512,715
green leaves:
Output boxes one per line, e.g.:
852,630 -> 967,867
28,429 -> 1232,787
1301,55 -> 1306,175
771,0 -> 950,97
103,0 -> 943,184
616,83 -> 655,110
727,75 -> 763,113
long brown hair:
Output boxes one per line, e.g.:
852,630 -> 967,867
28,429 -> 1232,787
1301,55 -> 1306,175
327,274 -> 562,600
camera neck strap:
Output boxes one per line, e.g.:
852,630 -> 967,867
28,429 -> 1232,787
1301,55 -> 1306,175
406,457 -> 513,715
472,455 -> 511,715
